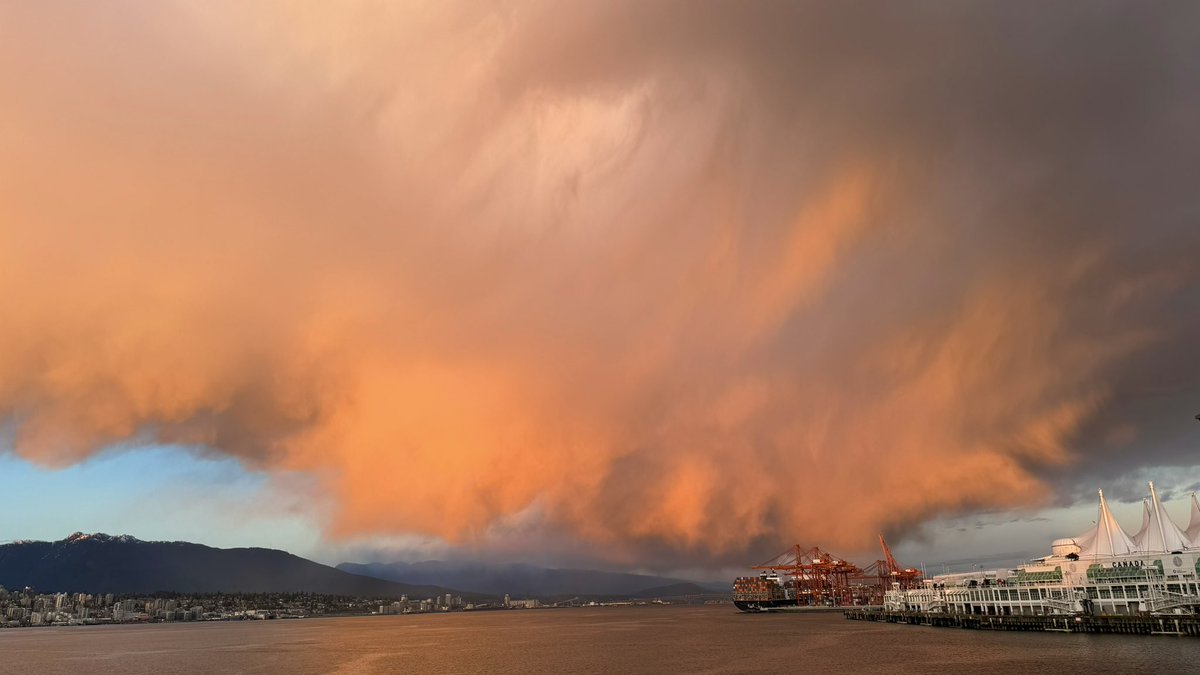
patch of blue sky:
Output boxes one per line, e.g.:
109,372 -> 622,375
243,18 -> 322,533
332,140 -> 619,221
0,444 -> 322,559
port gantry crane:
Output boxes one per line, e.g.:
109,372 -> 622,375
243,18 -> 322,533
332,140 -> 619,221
752,544 -> 863,607
749,537 -> 924,607
831,535 -> 925,605
860,534 -> 924,591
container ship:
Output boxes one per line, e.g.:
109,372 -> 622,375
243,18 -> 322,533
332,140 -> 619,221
732,573 -> 799,612
884,483 -> 1200,617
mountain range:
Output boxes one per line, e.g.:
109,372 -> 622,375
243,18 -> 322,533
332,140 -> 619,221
336,560 -> 723,599
0,533 -> 724,600
0,533 -> 467,598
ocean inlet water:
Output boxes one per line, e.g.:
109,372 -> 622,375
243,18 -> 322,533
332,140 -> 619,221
0,605 -> 1195,674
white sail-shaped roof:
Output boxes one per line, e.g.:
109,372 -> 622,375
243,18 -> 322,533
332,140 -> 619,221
1131,499 -> 1151,550
1078,488 -> 1138,557
1141,481 -> 1191,553
1185,492 -> 1200,549
1073,525 -> 1096,550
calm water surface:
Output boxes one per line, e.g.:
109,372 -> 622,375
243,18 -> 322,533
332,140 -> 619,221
1,605 -> 1197,674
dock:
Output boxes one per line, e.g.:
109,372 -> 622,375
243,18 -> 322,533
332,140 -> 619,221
843,609 -> 1200,636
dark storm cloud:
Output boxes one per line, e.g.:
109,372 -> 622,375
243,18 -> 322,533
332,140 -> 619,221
0,1 -> 1197,567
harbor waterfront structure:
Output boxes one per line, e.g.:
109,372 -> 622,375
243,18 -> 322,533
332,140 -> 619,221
733,538 -> 919,611
886,483 -> 1200,617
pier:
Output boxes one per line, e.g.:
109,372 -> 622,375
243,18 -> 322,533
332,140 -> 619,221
844,609 -> 1200,636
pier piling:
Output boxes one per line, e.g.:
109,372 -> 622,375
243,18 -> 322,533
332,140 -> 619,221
843,610 -> 1200,636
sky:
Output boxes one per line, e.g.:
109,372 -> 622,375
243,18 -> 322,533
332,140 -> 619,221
1,1 -> 1199,575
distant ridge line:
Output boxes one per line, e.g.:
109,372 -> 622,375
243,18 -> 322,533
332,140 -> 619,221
0,534 -> 483,599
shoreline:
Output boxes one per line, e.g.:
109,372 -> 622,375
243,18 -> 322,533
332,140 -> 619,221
0,600 -> 727,633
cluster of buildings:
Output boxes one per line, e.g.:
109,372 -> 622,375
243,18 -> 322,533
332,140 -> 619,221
0,588 -> 402,627
887,484 -> 1200,617
1,590 -> 115,626
376,593 -> 544,615
0,585 -> 559,628
503,594 -> 541,609
377,593 -> 465,614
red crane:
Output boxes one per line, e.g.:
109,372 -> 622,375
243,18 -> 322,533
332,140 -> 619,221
876,534 -> 923,589
752,545 -> 863,607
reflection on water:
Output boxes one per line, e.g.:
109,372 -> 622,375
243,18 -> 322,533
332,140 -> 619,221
0,605 -> 1194,674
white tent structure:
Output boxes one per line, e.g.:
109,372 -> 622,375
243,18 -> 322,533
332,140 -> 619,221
1140,481 -> 1191,553
1186,492 -> 1200,549
1078,488 -> 1138,557
1131,499 -> 1151,550
1072,526 -> 1096,551
884,481 -> 1200,617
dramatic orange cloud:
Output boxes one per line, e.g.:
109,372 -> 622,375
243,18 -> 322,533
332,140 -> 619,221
1,1 -> 1198,565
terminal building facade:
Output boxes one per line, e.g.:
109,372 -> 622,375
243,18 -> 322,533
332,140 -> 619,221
886,483 -> 1200,616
